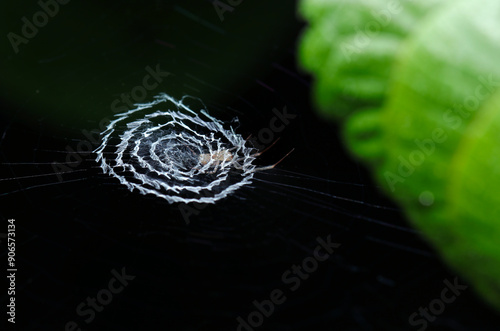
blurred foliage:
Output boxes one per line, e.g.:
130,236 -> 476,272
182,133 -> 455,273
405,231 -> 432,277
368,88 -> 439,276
298,0 -> 500,310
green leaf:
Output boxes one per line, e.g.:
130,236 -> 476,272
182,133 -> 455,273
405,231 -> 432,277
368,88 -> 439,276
298,0 -> 446,120
299,0 -> 500,310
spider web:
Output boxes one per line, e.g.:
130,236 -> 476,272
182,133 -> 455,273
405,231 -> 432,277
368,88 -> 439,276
1,1 -> 499,330
95,93 -> 257,204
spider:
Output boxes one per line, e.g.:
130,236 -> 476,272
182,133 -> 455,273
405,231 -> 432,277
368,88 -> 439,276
192,138 -> 294,174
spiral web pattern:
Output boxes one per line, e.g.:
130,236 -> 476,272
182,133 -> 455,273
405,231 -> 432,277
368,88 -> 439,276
95,93 -> 258,204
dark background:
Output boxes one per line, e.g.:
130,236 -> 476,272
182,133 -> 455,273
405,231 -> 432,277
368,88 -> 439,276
1,1 -> 499,330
